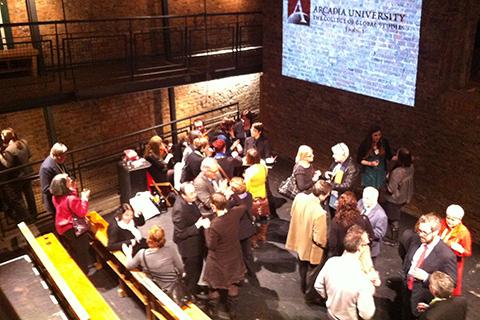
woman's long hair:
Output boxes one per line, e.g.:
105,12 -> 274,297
144,135 -> 167,159
359,125 -> 385,160
334,191 -> 360,227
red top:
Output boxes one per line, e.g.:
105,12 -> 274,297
53,191 -> 89,235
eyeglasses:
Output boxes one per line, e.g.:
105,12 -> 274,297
417,229 -> 434,236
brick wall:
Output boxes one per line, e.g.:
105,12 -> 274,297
160,73 -> 261,131
261,0 -> 480,240
0,73 -> 260,208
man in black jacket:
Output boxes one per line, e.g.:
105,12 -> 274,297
244,122 -> 272,160
171,182 -> 210,295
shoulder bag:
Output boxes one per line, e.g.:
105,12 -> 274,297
142,250 -> 189,306
67,196 -> 89,237
278,164 -> 300,200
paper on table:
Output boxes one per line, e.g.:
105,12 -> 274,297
129,191 -> 160,220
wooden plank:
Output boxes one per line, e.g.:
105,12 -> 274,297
36,233 -> 120,320
0,47 -> 39,59
17,222 -> 89,320
87,211 -> 211,320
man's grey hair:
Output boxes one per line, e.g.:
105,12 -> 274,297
50,142 -> 68,157
200,157 -> 219,173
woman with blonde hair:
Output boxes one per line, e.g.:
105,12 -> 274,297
125,225 -> 184,294
144,135 -> 173,183
279,145 -> 321,200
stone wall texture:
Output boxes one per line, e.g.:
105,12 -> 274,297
260,0 -> 480,241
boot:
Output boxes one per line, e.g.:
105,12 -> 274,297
384,227 -> 399,246
250,234 -> 259,249
257,224 -> 269,242
227,295 -> 239,320
207,297 -> 220,318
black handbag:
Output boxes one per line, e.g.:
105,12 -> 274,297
67,197 -> 89,237
278,165 -> 300,200
142,250 -> 189,306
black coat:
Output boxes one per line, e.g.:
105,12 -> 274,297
145,154 -> 168,182
419,296 -> 467,320
228,192 -> 256,240
171,195 -> 206,258
326,157 -> 359,194
181,151 -> 204,182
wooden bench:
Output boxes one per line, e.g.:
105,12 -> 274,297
87,211 -> 210,320
18,222 -> 120,320
0,47 -> 39,77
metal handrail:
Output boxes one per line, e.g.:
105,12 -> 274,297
0,11 -> 262,28
0,102 -> 242,187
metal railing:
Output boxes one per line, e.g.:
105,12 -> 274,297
0,12 -> 263,112
0,102 -> 251,233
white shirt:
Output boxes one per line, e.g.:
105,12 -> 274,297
315,252 -> 376,320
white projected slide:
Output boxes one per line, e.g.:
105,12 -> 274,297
282,0 -> 423,107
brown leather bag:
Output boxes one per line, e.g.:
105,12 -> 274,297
252,197 -> 270,217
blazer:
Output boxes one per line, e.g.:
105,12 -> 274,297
181,150 -> 204,182
402,238 -> 457,317
286,193 -> 327,265
193,171 -> 224,211
228,192 -> 256,240
171,195 -> 205,258
357,200 -> 388,258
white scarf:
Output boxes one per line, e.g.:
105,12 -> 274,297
117,219 -> 143,242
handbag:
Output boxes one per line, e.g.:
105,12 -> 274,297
252,197 -> 270,217
142,250 -> 189,306
67,197 -> 89,237
278,165 -> 300,200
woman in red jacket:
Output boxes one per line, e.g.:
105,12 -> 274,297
50,173 -> 93,274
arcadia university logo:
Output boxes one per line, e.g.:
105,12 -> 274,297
287,0 -> 310,26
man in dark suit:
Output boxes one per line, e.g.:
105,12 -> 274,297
402,213 -> 457,320
39,142 -> 69,215
244,122 -> 272,159
180,137 -> 208,183
418,271 -> 467,320
171,182 -> 210,295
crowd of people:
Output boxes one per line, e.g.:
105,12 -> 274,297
0,116 -> 473,320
